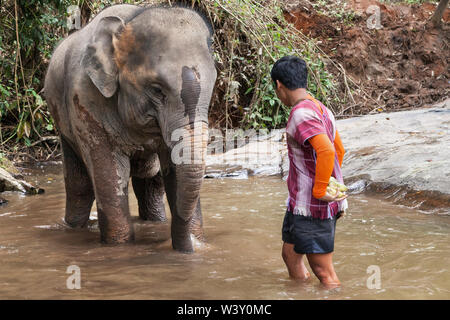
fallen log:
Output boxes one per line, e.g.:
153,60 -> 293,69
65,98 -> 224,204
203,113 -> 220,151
0,167 -> 45,195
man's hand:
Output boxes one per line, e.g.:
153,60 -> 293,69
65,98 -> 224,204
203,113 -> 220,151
317,188 -> 348,202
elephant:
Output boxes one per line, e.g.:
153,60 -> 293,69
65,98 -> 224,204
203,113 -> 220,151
43,4 -> 217,253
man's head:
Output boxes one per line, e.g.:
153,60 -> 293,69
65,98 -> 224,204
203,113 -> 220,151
271,56 -> 308,106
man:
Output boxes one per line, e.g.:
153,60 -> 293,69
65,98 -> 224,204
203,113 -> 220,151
271,56 -> 348,288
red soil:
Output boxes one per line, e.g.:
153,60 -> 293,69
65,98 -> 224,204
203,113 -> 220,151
284,0 -> 449,113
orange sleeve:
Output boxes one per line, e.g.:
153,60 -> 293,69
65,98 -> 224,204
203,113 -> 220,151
309,134 -> 335,199
334,130 -> 345,167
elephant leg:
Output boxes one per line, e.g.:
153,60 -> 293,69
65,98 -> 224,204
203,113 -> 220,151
131,173 -> 167,222
61,135 -> 94,228
190,198 -> 204,242
88,152 -> 134,244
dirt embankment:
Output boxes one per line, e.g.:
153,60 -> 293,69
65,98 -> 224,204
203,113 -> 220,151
284,0 -> 450,113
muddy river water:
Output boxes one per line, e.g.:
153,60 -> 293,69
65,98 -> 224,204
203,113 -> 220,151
0,164 -> 448,299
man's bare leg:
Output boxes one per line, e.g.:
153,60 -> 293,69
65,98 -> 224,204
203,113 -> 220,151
306,252 -> 340,288
282,242 -> 311,280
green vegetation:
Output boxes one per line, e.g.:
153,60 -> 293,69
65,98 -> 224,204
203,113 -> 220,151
0,0 -> 362,160
0,0 -> 137,159
197,0 -> 357,129
0,0 -> 70,157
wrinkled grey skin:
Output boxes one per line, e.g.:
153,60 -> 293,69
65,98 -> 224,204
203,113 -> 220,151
44,4 -> 216,252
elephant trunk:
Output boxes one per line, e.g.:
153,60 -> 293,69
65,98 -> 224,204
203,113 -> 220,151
173,121 -> 208,221
163,122 -> 208,252
174,163 -> 204,220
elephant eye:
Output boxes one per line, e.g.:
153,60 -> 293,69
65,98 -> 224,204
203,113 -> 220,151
151,86 -> 162,95
146,84 -> 167,106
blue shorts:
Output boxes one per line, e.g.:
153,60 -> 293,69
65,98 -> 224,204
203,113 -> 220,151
282,210 -> 338,254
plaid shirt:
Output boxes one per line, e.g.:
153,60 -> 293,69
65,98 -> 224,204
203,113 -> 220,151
286,98 -> 348,219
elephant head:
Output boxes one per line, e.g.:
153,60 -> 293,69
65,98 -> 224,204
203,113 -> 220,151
80,7 -> 216,252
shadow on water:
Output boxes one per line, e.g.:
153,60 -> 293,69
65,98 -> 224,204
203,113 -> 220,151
0,164 -> 448,299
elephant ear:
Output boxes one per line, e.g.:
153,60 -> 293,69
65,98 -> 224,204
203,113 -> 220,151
81,16 -> 125,98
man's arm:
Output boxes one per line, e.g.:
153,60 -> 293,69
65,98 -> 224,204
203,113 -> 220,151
334,130 -> 345,167
309,134 -> 335,199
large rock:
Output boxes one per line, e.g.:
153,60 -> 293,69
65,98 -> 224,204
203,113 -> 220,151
205,129 -> 288,179
204,99 -> 450,211
338,98 -> 450,210
338,99 -> 450,195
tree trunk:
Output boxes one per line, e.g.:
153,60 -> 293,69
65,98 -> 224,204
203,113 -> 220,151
431,0 -> 449,27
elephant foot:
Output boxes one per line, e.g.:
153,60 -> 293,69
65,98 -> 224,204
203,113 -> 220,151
173,233 -> 209,253
172,239 -> 194,253
171,230 -> 194,253
64,214 -> 90,229
98,212 -> 135,244
100,230 -> 135,244
171,215 -> 195,253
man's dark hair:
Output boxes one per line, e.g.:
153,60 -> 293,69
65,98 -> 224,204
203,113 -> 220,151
271,56 -> 308,90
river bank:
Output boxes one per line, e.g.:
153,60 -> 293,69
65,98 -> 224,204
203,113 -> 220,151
204,98 -> 450,213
